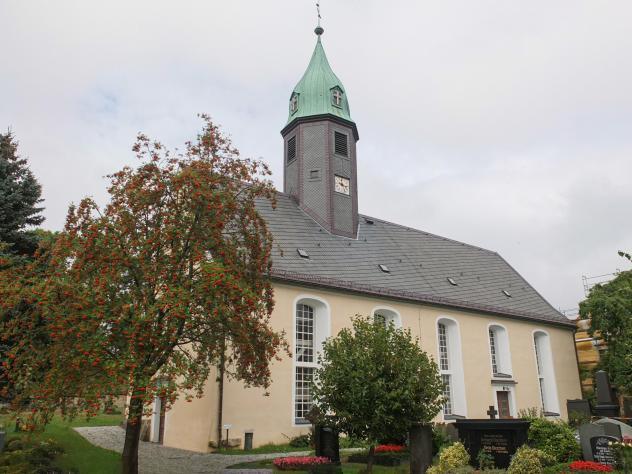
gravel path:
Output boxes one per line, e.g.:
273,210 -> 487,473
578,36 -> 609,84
74,426 -> 308,473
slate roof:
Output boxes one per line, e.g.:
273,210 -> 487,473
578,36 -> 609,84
258,192 -> 573,328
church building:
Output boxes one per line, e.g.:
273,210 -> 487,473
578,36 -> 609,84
159,26 -> 581,451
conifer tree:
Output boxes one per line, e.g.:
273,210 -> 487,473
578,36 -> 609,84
0,130 -> 45,255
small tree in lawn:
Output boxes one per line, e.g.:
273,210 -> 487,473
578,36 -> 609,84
312,315 -> 444,473
0,116 -> 288,474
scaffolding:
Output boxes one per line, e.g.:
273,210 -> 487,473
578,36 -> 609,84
582,270 -> 620,296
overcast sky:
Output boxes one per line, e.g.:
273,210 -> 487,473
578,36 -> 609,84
2,0 -> 631,315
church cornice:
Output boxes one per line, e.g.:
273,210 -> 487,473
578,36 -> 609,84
281,113 -> 359,141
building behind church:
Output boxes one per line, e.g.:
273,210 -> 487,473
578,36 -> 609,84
155,26 -> 581,451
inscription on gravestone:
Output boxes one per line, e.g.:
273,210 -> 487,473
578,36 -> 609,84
455,419 -> 530,469
590,436 -> 618,466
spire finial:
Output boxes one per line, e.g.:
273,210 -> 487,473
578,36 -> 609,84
315,2 -> 324,36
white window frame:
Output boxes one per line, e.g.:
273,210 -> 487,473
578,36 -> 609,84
532,330 -> 560,415
487,323 -> 513,378
436,317 -> 467,420
291,295 -> 331,427
371,305 -> 402,329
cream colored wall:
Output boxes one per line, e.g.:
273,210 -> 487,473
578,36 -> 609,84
164,282 -> 581,451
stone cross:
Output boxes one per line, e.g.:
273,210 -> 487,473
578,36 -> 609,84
487,405 -> 498,420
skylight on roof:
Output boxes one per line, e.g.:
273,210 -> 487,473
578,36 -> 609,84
378,264 -> 390,273
447,277 -> 457,286
297,248 -> 309,259
502,289 -> 512,297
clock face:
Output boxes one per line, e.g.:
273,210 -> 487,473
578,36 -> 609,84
334,175 -> 350,195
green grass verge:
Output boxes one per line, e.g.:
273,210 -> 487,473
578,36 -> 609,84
1,412 -> 123,474
217,442 -> 312,455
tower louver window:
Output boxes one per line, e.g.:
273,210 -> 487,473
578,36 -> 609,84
287,136 -> 297,163
334,131 -> 348,156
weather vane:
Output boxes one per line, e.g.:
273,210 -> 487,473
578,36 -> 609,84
316,2 -> 322,27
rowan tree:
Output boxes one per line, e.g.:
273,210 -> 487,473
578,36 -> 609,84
312,315 -> 444,472
579,251 -> 632,395
0,116 -> 288,474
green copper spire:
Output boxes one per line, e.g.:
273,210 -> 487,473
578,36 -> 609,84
287,28 -> 353,125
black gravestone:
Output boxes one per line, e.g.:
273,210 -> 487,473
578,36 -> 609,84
454,419 -> 530,469
314,425 -> 340,464
567,399 -> 592,418
455,419 -> 530,469
594,371 -> 619,417
590,436 -> 619,466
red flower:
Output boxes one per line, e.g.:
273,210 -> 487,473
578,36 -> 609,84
273,456 -> 331,470
375,444 -> 406,453
569,460 -> 613,472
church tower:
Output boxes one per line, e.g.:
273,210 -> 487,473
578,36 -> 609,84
281,26 -> 359,238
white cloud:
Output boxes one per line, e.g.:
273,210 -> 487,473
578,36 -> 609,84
1,0 -> 631,312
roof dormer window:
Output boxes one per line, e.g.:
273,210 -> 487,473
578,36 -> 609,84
290,93 -> 299,114
331,87 -> 343,108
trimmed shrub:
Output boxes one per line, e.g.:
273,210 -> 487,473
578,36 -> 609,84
528,417 -> 581,463
508,446 -> 549,474
347,452 -> 405,466
427,442 -> 470,474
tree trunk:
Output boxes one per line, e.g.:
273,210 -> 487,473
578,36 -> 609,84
122,396 -> 143,474
366,444 -> 376,473
216,341 -> 226,450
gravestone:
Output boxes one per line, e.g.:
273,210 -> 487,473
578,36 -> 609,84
409,424 -> 433,474
579,422 -> 622,462
567,399 -> 592,418
594,371 -> 619,417
590,436 -> 619,466
455,419 -> 530,469
314,425 -> 340,464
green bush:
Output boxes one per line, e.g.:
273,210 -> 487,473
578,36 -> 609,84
527,418 -> 581,463
477,449 -> 495,470
289,434 -> 311,448
427,442 -> 470,474
542,463 -> 571,474
432,424 -> 453,455
508,446 -> 550,474
346,452 -> 405,466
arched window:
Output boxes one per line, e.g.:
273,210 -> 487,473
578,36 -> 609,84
488,324 -> 512,377
372,307 -> 402,329
293,296 -> 330,425
436,318 -> 467,419
533,331 -> 560,415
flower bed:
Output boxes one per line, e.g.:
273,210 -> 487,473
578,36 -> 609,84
375,444 -> 406,453
569,460 -> 613,472
273,456 -> 331,470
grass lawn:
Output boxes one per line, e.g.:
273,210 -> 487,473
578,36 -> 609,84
217,442 -> 313,455
1,412 -> 123,473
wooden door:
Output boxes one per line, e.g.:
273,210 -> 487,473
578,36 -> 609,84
496,391 -> 511,419
158,396 -> 166,444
